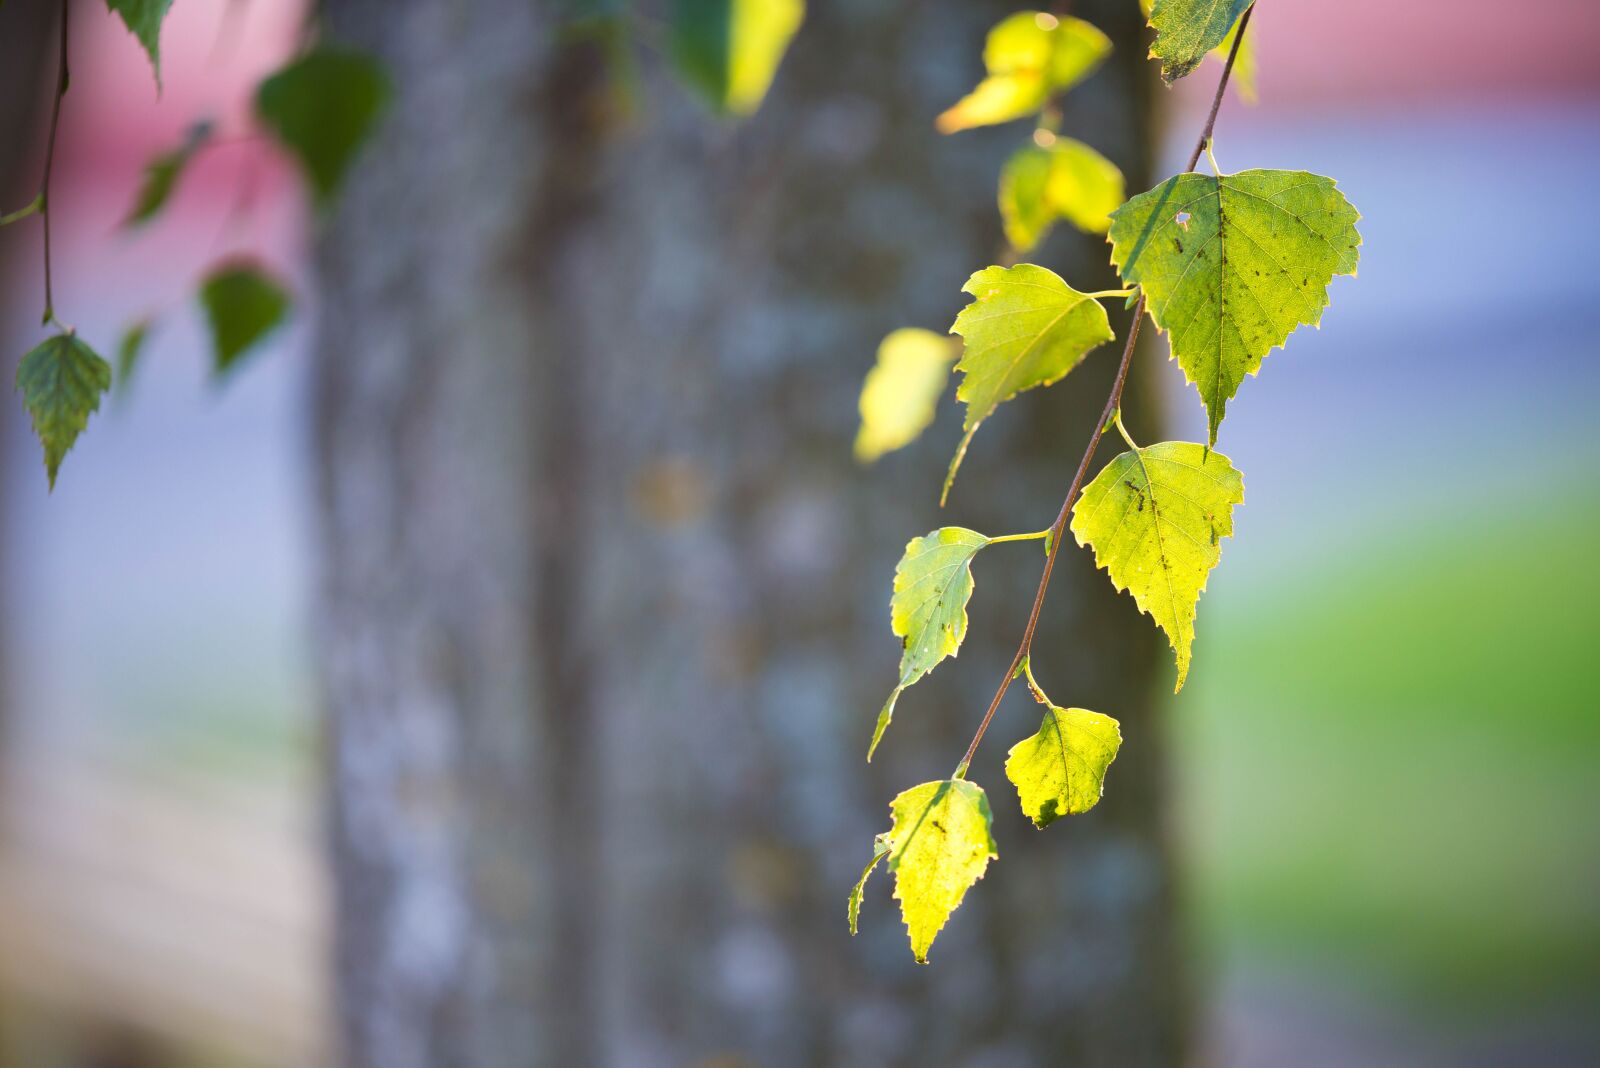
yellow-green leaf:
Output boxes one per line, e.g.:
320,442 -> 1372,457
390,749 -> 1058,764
1107,169 -> 1360,444
882,779 -> 997,962
999,137 -> 1124,253
869,527 -> 989,760
1004,665 -> 1121,826
1147,0 -> 1251,83
669,0 -> 805,116
1140,0 -> 1256,99
937,12 -> 1109,133
16,332 -> 112,489
1070,441 -> 1243,691
847,834 -> 891,936
854,328 -> 957,462
944,264 -> 1113,502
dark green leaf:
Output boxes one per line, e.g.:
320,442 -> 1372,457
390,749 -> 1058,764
115,318 -> 151,394
255,48 -> 391,205
16,331 -> 112,488
200,262 -> 291,375
125,122 -> 212,227
106,0 -> 174,88
668,0 -> 804,116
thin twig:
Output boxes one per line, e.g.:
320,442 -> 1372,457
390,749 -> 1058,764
954,4 -> 1254,776
40,0 -> 70,325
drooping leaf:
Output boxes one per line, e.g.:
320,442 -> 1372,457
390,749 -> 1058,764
999,137 -> 1125,253
944,264 -> 1113,501
15,332 -> 112,488
1004,666 -> 1121,827
105,0 -> 174,88
855,328 -> 957,463
937,12 -> 1110,133
1146,0 -> 1251,83
877,779 -> 997,962
1070,441 -> 1243,691
255,48 -> 391,205
125,122 -> 213,227
1140,0 -> 1256,99
1045,136 -> 1124,233
847,834 -> 891,936
1107,169 -> 1360,444
115,317 -> 152,395
668,0 -> 805,116
869,527 -> 989,760
199,262 -> 291,375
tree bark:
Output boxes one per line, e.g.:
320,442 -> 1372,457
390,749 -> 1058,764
312,2 -> 1181,1066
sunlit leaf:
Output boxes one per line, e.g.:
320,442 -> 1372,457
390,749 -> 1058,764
105,0 -> 174,88
200,262 -> 291,375
1070,441 -> 1243,690
1044,136 -> 1123,233
1140,0 -> 1256,99
255,48 -> 391,205
869,779 -> 997,962
855,328 -> 957,462
1004,665 -> 1121,826
847,834 -> 891,935
1146,0 -> 1251,84
944,264 -> 1112,501
1107,169 -> 1360,444
937,12 -> 1110,133
869,527 -> 989,760
998,143 -> 1054,252
16,331 -> 111,489
669,0 -> 805,116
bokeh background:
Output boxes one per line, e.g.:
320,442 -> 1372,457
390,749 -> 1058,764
1,1 -> 1596,1065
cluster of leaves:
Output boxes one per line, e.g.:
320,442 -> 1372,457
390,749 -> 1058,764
852,2 -> 1361,961
6,3 -> 389,487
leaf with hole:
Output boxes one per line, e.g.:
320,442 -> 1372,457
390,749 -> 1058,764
668,0 -> 805,116
1004,668 -> 1121,827
854,779 -> 996,962
1146,0 -> 1251,83
1107,169 -> 1360,444
256,48 -> 391,206
16,332 -> 111,489
200,262 -> 291,375
944,264 -> 1113,502
869,527 -> 990,760
937,12 -> 1109,133
855,328 -> 957,462
1071,441 -> 1243,691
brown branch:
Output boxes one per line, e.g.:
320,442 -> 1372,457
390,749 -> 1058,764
39,0 -> 69,325
955,4 -> 1254,776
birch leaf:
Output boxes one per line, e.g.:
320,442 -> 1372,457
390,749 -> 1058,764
1070,442 -> 1243,691
1004,669 -> 1121,826
944,264 -> 1113,502
869,527 -> 989,760
256,48 -> 391,205
1147,0 -> 1251,83
881,779 -> 997,962
16,332 -> 111,489
1107,169 -> 1360,444
200,262 -> 291,375
669,0 -> 805,116
997,136 -> 1123,252
937,12 -> 1110,133
105,0 -> 173,88
855,328 -> 957,462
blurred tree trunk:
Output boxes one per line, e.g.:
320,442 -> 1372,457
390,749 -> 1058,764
312,2 -> 1179,1067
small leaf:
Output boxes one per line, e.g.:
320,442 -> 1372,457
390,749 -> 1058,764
1004,673 -> 1121,827
1146,0 -> 1252,83
869,527 -> 989,760
1070,441 -> 1244,690
854,328 -> 957,462
1107,169 -> 1360,444
944,264 -> 1113,502
882,779 -> 997,962
668,0 -> 805,116
105,0 -> 174,88
847,835 -> 891,936
1044,136 -> 1124,233
125,122 -> 212,227
255,48 -> 391,206
998,144 -> 1054,253
16,332 -> 112,488
937,12 -> 1110,133
200,262 -> 291,375
115,318 -> 151,395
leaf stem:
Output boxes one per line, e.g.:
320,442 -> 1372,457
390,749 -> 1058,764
953,3 -> 1253,773
1113,407 -> 1140,451
1082,288 -> 1135,300
986,529 -> 1052,546
1204,137 -> 1221,176
39,0 -> 70,326
0,195 -> 43,227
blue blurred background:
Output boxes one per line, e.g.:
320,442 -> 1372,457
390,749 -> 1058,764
1,1 -> 1596,1065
